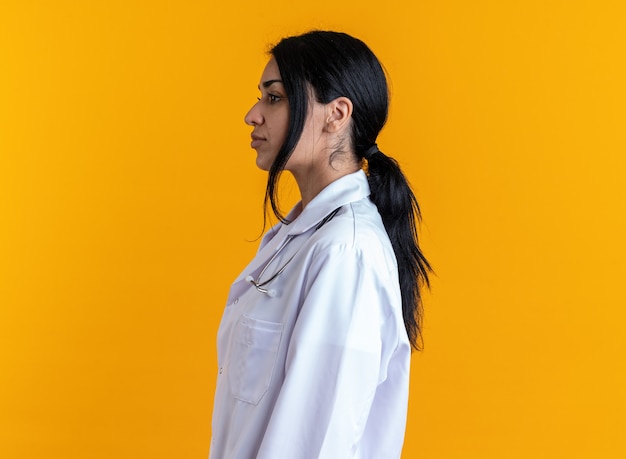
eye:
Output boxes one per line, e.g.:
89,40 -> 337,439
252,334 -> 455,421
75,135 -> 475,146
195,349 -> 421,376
268,94 -> 281,104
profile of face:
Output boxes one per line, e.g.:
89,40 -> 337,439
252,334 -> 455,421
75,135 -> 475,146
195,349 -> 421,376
244,58 -> 330,174
244,58 -> 289,171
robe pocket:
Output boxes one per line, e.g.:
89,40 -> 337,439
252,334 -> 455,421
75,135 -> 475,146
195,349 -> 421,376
228,315 -> 283,405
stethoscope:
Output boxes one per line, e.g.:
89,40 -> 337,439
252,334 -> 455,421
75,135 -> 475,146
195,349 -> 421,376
245,207 -> 341,297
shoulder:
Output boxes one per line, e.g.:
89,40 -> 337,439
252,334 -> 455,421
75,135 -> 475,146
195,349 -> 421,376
306,196 -> 398,284
296,197 -> 404,343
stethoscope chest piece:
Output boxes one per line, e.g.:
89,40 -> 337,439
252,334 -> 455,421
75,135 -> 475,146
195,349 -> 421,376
245,275 -> 278,297
245,234 -> 296,297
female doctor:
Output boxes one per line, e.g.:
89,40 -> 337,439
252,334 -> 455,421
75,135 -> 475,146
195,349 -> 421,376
210,31 -> 431,459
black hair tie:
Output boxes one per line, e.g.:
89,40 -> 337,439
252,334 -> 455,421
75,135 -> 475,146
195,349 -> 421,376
364,143 -> 379,160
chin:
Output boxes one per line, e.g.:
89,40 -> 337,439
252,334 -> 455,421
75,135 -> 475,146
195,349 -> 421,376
255,156 -> 272,171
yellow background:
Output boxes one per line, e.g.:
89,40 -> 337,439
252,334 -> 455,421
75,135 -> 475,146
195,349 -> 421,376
1,1 -> 625,458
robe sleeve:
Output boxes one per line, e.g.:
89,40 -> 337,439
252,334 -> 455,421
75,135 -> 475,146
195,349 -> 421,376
256,240 -> 406,459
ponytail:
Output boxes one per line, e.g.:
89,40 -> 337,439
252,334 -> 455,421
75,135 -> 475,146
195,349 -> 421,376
365,147 -> 432,350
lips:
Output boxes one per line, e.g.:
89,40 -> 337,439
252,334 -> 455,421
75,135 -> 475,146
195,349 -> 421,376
250,133 -> 266,149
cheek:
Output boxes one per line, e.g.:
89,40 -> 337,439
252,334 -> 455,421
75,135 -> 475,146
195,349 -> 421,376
271,109 -> 289,145
272,126 -> 287,148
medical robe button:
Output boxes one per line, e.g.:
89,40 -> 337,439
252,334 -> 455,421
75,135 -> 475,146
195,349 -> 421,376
233,298 -> 239,305
219,367 -> 223,374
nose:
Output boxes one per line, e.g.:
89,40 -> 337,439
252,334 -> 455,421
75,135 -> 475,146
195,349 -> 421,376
244,101 -> 263,126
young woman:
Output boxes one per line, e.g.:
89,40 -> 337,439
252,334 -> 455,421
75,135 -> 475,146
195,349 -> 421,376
210,31 -> 431,459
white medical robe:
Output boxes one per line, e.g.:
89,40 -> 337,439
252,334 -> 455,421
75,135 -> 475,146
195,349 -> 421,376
210,170 -> 411,459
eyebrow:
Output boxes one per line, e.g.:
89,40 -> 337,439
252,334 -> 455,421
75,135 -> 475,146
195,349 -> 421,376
259,79 -> 283,89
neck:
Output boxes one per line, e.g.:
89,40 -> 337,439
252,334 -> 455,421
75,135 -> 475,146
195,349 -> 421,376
292,161 -> 360,209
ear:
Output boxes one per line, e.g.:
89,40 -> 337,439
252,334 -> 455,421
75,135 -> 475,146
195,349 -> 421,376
324,97 -> 353,133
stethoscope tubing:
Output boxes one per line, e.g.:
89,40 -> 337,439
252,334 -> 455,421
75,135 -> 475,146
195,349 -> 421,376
245,207 -> 341,296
